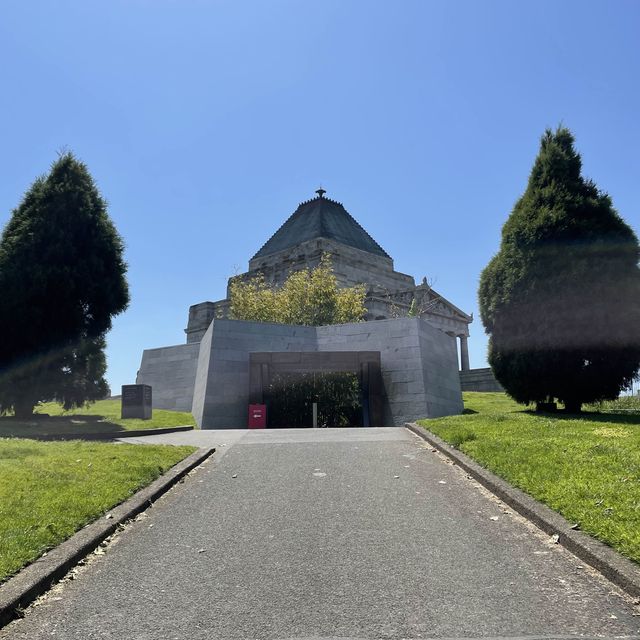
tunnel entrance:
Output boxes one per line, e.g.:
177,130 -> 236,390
249,351 -> 383,427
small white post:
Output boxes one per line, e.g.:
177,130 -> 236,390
312,402 -> 318,428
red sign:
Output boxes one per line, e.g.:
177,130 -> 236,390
248,404 -> 267,429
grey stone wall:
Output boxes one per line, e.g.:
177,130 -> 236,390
247,237 -> 412,292
190,319 -> 216,428
192,320 -> 317,429
186,301 -> 217,343
316,317 -> 462,424
417,320 -> 465,417
136,342 -> 200,411
185,238 -> 472,352
459,367 -> 504,392
189,317 -> 462,429
185,236 -> 472,345
185,236 -> 416,342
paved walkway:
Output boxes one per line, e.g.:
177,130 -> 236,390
3,428 -> 639,639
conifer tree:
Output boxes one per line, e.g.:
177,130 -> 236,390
479,127 -> 640,412
0,153 -> 129,417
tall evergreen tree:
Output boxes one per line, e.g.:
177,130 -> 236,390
0,153 -> 129,417
479,127 -> 640,412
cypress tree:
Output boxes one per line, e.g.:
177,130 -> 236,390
479,127 -> 640,412
0,153 -> 129,417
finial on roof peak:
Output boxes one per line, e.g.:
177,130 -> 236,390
315,187 -> 326,198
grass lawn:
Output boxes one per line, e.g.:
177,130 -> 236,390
418,392 -> 640,564
0,438 -> 195,582
0,399 -> 196,438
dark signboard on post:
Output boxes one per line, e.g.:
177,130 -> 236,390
121,384 -> 152,420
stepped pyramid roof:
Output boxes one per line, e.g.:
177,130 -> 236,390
252,190 -> 390,260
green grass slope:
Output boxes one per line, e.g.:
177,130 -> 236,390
0,399 -> 196,438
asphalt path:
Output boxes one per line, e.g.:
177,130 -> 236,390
2,428 -> 640,639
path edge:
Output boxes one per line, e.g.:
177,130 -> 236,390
0,446 -> 215,628
406,421 -> 640,599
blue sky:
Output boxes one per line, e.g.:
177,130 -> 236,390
1,0 -> 639,393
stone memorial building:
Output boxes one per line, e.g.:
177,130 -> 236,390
137,190 -> 474,427
186,189 -> 472,369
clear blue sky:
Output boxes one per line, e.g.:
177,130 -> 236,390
1,0 -> 639,394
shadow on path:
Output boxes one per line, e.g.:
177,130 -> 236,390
0,415 -> 126,438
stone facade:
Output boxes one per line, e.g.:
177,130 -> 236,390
459,367 -> 504,392
191,320 -> 317,428
315,317 -> 462,424
185,192 -> 472,369
138,317 -> 463,428
136,190 -> 471,428
134,342 -> 200,411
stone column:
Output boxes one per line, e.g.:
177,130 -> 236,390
459,335 -> 470,371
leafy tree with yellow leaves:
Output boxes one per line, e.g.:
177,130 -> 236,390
229,254 -> 366,326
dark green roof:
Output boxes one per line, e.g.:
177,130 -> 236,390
252,194 -> 390,260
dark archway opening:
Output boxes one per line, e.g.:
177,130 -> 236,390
266,371 -> 362,428
249,351 -> 383,427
